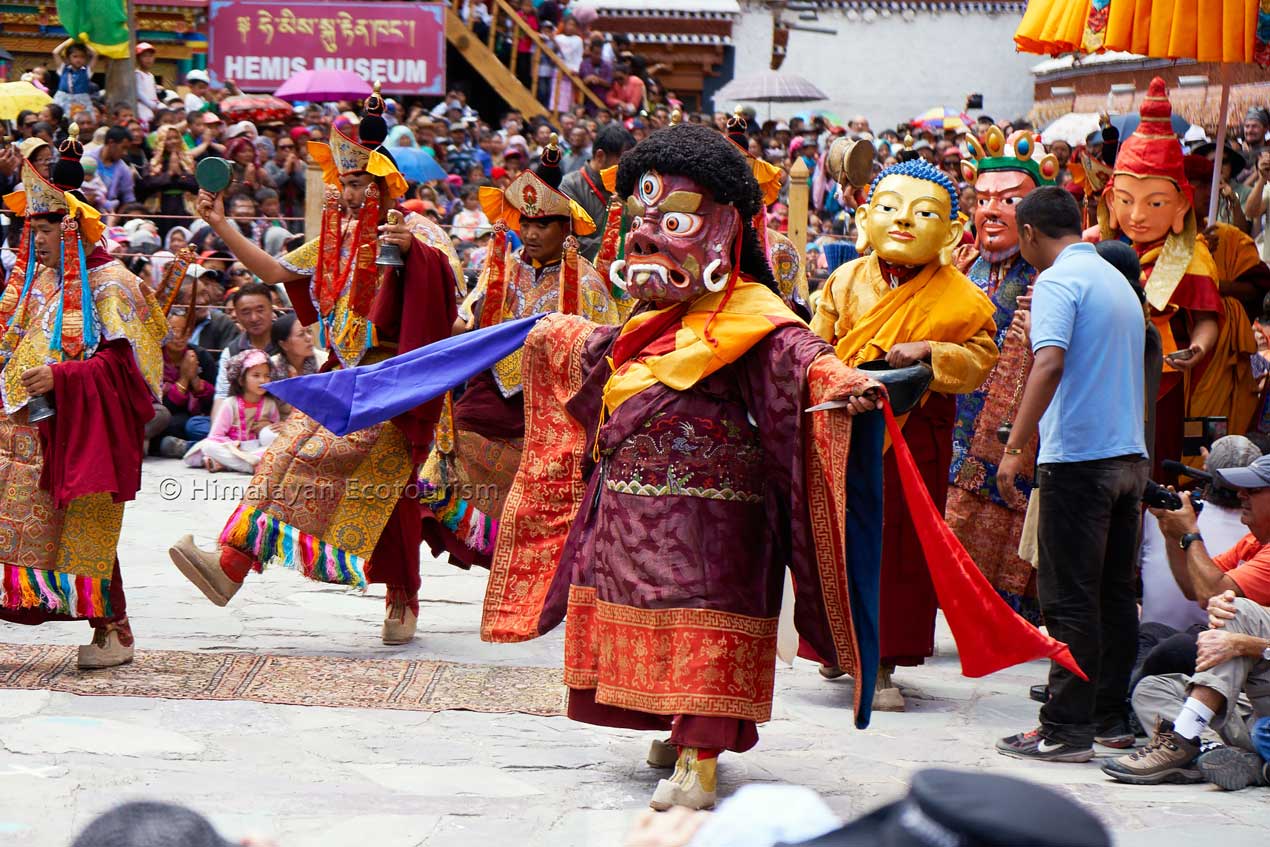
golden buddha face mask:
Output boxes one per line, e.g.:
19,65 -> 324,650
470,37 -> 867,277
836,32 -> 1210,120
856,163 -> 963,267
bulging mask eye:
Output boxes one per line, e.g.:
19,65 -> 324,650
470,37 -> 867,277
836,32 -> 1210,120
660,212 -> 702,237
637,172 -> 662,205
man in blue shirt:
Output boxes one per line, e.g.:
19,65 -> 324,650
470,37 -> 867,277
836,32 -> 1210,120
995,186 -> 1149,763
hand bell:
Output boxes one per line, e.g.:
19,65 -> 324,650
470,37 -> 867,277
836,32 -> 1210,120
376,209 -> 406,268
27,393 -> 55,423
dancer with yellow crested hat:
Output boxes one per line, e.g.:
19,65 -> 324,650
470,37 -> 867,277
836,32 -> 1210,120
167,81 -> 464,645
419,135 -> 622,572
0,127 -> 168,668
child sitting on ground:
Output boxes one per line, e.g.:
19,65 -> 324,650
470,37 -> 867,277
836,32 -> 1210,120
183,349 -> 280,473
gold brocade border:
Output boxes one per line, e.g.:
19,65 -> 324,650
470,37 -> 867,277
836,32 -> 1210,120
480,315 -> 594,642
565,589 -> 779,723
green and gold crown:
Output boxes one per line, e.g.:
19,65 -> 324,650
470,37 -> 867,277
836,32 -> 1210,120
961,127 -> 1059,187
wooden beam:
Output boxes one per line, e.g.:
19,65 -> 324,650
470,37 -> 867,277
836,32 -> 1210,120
787,158 -> 810,261
444,8 -> 547,120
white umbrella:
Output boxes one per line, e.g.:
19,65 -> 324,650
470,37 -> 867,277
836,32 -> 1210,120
715,71 -> 828,104
1039,113 -> 1102,148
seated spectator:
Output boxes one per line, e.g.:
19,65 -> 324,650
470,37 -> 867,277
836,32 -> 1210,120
605,62 -> 646,116
1141,436 -> 1263,631
268,313 -> 320,418
451,185 -> 491,241
1106,453 -> 1270,786
579,40 -> 612,108
88,126 -> 137,211
213,282 -> 278,411
185,349 -> 280,473
155,310 -> 217,458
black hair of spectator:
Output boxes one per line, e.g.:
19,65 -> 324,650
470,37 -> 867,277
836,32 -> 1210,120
1243,432 -> 1270,456
1094,240 -> 1146,304
44,103 -> 64,127
613,33 -> 631,46
271,312 -> 299,348
254,187 -> 279,203
105,126 -> 130,145
70,801 -> 235,847
594,123 -> 635,156
15,109 -> 35,127
614,62 -> 631,75
1261,289 -> 1270,323
30,121 -> 53,138
1015,186 -> 1083,240
616,124 -> 776,293
66,43 -> 89,57
232,281 -> 274,306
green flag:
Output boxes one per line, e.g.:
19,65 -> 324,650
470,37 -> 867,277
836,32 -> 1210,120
55,0 -> 130,60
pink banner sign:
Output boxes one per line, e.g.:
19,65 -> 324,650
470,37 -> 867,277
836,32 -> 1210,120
208,1 -> 446,96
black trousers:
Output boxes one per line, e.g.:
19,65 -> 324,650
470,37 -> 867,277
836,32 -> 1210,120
1036,455 -> 1148,745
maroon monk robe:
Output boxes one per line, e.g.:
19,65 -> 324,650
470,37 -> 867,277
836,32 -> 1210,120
1,340 -> 155,626
360,242 -> 457,600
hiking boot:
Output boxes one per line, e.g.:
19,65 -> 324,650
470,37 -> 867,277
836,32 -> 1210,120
1101,721 -> 1202,785
996,728 -> 1094,763
1197,746 -> 1270,791
382,589 -> 418,645
873,666 -> 905,712
1095,718 -> 1136,749
168,535 -> 241,606
159,436 -> 190,459
77,618 -> 135,670
647,738 -> 678,769
649,748 -> 717,811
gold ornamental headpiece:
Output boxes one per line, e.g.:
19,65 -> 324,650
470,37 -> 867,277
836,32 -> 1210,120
308,80 -> 408,200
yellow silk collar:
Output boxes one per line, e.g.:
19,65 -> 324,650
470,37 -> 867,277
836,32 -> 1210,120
601,280 -> 799,416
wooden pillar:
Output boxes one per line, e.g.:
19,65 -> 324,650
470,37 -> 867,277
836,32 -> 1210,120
304,161 -> 324,240
105,0 -> 139,112
787,157 -> 810,259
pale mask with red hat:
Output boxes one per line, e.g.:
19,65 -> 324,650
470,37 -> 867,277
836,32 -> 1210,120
1105,77 -> 1193,247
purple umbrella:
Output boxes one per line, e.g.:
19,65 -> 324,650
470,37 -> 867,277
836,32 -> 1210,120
274,69 -> 372,103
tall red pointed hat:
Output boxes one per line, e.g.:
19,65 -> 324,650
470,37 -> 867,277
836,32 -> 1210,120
1113,76 -> 1193,205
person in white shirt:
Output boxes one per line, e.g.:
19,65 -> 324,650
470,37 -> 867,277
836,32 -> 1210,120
134,42 -> 160,127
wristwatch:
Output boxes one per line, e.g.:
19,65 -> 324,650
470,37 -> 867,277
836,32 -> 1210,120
1262,645 -> 1270,662
1180,532 -> 1204,550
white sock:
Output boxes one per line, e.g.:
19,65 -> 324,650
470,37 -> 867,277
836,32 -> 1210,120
1171,697 -> 1215,741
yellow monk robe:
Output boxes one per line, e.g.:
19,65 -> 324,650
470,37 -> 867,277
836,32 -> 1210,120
811,254 -> 997,665
1189,224 -> 1262,436
811,255 -> 998,401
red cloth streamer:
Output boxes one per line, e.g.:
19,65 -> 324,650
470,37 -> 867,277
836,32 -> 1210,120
882,403 -> 1088,681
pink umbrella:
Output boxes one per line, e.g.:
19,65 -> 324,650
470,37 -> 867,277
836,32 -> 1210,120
274,69 -> 372,103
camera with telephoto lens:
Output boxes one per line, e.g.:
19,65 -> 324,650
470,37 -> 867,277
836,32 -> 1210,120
1142,479 -> 1205,515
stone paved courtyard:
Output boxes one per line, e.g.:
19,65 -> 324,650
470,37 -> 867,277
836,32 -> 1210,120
1,459 -> 1267,845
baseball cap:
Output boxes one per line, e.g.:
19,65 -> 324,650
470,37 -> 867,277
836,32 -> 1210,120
186,69 -> 209,84
1207,435 -> 1262,476
135,42 -> 156,55
1217,453 -> 1270,490
202,112 -> 223,124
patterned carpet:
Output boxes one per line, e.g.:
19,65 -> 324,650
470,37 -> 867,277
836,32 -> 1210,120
0,643 -> 567,716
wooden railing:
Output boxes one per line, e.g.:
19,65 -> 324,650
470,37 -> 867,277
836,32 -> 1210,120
450,0 -> 607,119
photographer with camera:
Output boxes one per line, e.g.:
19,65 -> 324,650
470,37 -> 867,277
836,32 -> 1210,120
1141,438 -> 1263,632
1104,452 -> 1270,787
